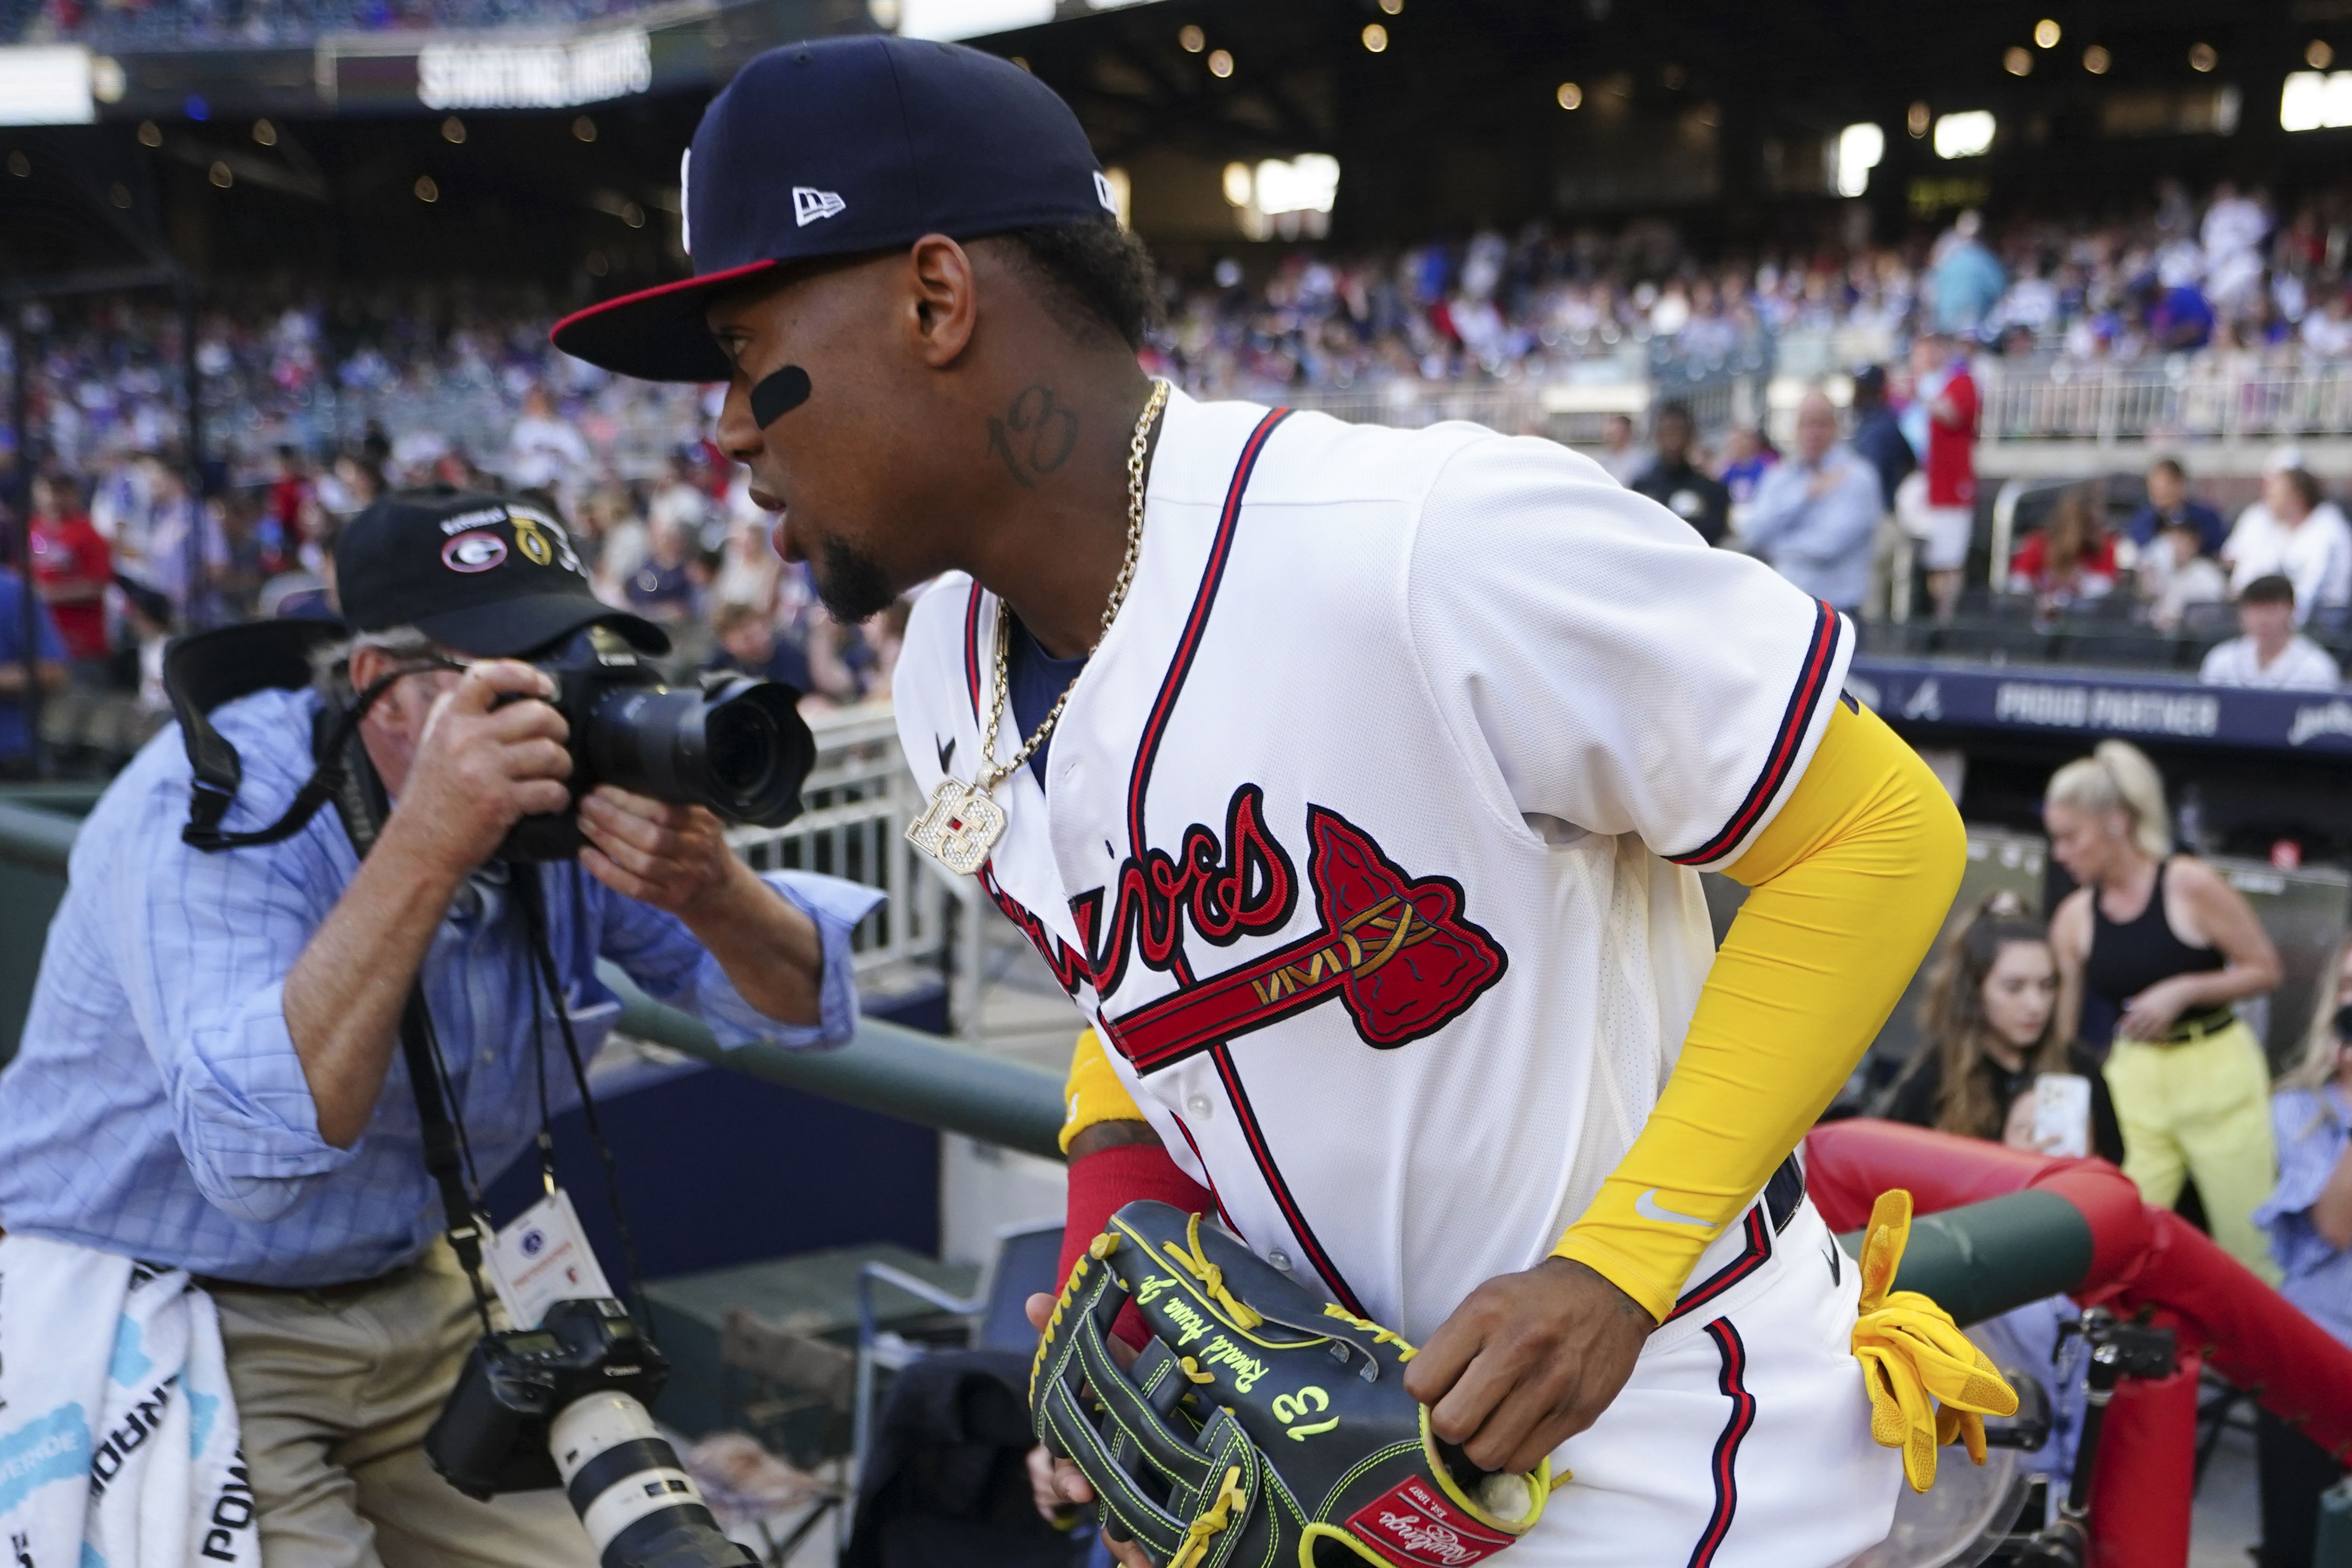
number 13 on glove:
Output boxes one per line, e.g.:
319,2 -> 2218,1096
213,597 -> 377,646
1031,1201 -> 1554,1567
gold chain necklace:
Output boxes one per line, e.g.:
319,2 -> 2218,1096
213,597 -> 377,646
906,377 -> 1169,876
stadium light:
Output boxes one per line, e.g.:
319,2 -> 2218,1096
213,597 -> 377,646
1906,100 -> 1930,137
2189,42 -> 2217,73
2281,70 -> 2352,131
1362,23 -> 1387,52
1833,122 -> 1883,198
1933,109 -> 1995,158
1207,48 -> 1234,77
441,115 -> 466,144
896,0 -> 1051,41
1378,0 -> 1401,12
1222,161 -> 1253,206
415,175 -> 439,203
2083,45 -> 2111,75
0,45 -> 95,127
2003,46 -> 2032,77
137,119 -> 160,146
252,118 -> 276,146
6,151 -> 26,177
2309,40 -> 2335,70
208,161 -> 232,188
573,115 -> 597,142
1179,25 -> 1205,52
1255,154 -> 1339,216
2034,18 -> 2060,48
1557,81 -> 1583,110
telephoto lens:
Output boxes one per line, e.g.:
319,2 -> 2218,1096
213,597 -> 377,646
552,1391 -> 756,1568
425,1299 -> 756,1568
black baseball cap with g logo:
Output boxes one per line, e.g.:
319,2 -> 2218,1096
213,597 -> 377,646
334,490 -> 668,656
550,33 -> 1118,383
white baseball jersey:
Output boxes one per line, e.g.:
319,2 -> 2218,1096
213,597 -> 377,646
894,390 -> 1898,1563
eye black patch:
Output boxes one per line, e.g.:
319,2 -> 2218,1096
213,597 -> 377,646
751,364 -> 812,428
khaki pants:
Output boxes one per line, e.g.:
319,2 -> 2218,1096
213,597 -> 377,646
209,1242 -> 595,1568
2103,1019 -> 2282,1283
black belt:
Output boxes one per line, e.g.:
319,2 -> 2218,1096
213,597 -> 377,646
1763,1152 -> 1805,1235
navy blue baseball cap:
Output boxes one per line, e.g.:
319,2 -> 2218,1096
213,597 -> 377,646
552,34 -> 1119,383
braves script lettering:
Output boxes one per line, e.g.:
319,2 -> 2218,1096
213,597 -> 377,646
1074,783 -> 1297,997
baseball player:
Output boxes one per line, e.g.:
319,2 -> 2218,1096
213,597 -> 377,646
556,36 -> 1969,1565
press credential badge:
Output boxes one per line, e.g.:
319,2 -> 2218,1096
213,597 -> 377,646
485,1188 -> 615,1329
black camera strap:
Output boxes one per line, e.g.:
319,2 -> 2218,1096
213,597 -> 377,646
316,712 -> 500,1337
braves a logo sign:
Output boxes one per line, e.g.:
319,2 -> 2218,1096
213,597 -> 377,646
1052,785 -> 1506,1074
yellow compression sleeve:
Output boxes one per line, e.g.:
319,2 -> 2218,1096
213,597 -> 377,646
1553,701 -> 1965,1322
1060,1026 -> 1149,1154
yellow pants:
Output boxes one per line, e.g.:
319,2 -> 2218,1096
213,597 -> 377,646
2102,1019 -> 2280,1283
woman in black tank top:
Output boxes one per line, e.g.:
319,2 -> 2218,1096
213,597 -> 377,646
2043,741 -> 2284,1277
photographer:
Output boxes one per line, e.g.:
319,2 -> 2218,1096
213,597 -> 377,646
0,491 -> 879,1568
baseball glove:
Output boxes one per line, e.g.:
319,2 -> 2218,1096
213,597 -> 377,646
1031,1200 -> 1552,1568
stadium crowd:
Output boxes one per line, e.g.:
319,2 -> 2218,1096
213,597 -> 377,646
6,177 -> 2352,777
3,0 -> 651,48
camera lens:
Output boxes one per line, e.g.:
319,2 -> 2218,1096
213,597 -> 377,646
552,1391 -> 754,1568
703,701 -> 778,801
581,680 -> 812,828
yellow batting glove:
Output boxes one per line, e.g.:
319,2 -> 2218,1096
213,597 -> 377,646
1851,1190 -> 2020,1492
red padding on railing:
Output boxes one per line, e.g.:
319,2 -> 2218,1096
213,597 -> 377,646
2094,1212 -> 2352,1463
1804,1118 -> 2072,1232
1802,1118 -> 2352,1464
2087,1344 -> 2200,1568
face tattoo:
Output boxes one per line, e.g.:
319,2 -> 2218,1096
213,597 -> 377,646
751,364 -> 812,428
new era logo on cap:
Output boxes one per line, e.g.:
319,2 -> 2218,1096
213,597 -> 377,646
793,187 -> 846,226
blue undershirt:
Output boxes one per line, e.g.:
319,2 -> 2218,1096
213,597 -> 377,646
1006,613 -> 1085,787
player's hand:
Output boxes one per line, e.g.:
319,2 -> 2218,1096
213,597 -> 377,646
2115,976 -> 2193,1041
1023,1293 -> 1149,1567
388,661 -> 570,877
1405,1256 -> 1654,1475
577,787 -> 737,914
2001,1091 -> 2045,1152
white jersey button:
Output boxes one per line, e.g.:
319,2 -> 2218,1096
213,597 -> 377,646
1267,1249 -> 1293,1271
1185,1094 -> 1213,1119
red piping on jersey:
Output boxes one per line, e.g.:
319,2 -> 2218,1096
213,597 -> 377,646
1103,404 -> 1365,1319
1669,599 -> 1842,867
1687,1318 -> 1755,1568
962,581 -> 985,720
1211,1046 -> 1367,1318
1125,406 -> 1294,987
1663,1205 -> 1773,1326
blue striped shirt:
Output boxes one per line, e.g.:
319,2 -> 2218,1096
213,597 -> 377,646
0,687 -> 883,1286
2257,1083 -> 2352,1351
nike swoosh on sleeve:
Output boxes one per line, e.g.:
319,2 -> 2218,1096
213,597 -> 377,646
1633,1188 -> 1718,1228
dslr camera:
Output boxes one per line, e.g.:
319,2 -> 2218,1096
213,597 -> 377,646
426,1298 -> 756,1568
503,624 -> 816,861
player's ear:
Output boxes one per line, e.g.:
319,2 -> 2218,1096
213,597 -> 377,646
905,234 -> 978,369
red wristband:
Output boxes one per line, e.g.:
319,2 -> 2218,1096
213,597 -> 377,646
1058,1140 -> 1215,1348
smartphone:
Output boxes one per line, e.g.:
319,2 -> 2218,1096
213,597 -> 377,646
2032,1074 -> 2094,1159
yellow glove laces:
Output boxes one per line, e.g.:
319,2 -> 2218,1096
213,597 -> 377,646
1851,1190 -> 2020,1492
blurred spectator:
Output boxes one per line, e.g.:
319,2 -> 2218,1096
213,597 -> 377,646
2008,490 -> 2118,609
1881,894 -> 2122,1159
1595,411 -> 1647,487
624,518 -> 699,625
1849,366 -> 1917,622
1905,332 -> 1980,620
2199,575 -> 2341,691
1740,388 -> 1882,614
705,603 -> 812,695
2124,457 -> 2228,559
2045,740 -> 2284,1278
266,444 -> 310,563
1628,402 -> 1730,545
27,474 -> 112,680
1930,210 -> 2006,335
2254,940 -> 2352,1567
1716,426 -> 1778,507
2223,464 -> 2352,623
2139,517 -> 2229,633
0,564 -> 69,778
506,385 -> 591,499
140,464 -> 230,626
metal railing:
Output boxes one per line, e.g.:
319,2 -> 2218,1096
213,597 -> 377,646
726,704 -> 953,984
1977,361 -> 2352,449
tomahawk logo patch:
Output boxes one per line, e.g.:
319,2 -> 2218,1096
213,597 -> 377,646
1083,788 -> 1507,1072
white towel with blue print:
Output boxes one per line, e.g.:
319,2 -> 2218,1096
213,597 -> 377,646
0,1233 -> 257,1568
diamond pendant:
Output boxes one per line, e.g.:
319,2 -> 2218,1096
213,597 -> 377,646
905,777 -> 1008,876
